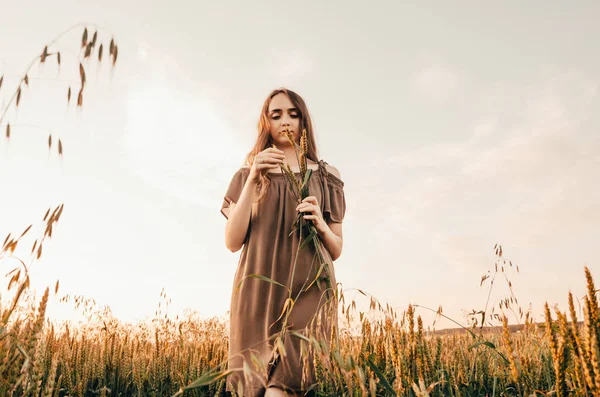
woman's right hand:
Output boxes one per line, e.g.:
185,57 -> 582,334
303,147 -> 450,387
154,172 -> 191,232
248,147 -> 285,183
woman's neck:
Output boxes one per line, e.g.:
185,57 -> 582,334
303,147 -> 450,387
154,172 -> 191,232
273,146 -> 316,171
281,146 -> 301,167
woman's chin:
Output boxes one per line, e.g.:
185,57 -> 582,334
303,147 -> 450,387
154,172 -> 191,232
273,135 -> 291,146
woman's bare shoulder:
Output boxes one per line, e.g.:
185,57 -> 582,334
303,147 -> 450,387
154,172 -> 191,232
324,163 -> 341,179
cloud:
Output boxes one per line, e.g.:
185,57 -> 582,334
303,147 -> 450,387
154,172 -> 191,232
435,234 -> 492,274
384,129 -> 482,169
137,41 -> 149,62
414,63 -> 461,102
266,48 -> 315,81
122,56 -> 248,208
376,71 -> 600,274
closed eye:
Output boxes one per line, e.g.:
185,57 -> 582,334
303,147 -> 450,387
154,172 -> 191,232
271,112 -> 299,120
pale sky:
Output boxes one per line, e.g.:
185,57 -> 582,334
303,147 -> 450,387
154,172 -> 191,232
1,1 -> 599,330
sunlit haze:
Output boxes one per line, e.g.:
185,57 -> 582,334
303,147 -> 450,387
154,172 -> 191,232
1,1 -> 599,331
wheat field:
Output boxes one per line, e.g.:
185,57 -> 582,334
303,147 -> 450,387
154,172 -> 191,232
1,265 -> 599,396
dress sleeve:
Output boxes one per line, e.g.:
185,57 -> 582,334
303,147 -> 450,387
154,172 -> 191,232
220,168 -> 249,220
322,171 -> 346,224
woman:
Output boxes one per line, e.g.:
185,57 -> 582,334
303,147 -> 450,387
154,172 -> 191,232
221,88 -> 346,396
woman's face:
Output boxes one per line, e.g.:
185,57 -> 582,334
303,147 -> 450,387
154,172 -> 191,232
267,93 -> 301,147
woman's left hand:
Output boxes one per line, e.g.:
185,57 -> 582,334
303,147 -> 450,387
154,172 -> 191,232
296,196 -> 328,234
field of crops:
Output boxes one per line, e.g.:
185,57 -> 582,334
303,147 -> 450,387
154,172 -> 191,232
1,265 -> 598,397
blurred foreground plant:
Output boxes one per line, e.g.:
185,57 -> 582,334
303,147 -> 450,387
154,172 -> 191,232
0,24 -> 119,395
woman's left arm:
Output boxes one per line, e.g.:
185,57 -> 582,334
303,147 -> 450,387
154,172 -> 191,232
319,222 -> 343,261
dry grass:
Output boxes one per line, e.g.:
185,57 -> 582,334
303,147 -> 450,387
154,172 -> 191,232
0,23 -> 119,396
0,266 -> 598,396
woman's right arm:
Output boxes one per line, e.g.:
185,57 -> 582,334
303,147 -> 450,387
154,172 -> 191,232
224,178 -> 258,252
224,147 -> 285,252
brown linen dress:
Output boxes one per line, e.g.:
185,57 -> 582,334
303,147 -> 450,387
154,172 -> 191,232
220,159 -> 346,396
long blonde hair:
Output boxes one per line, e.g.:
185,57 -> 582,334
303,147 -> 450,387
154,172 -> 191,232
245,88 -> 319,203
